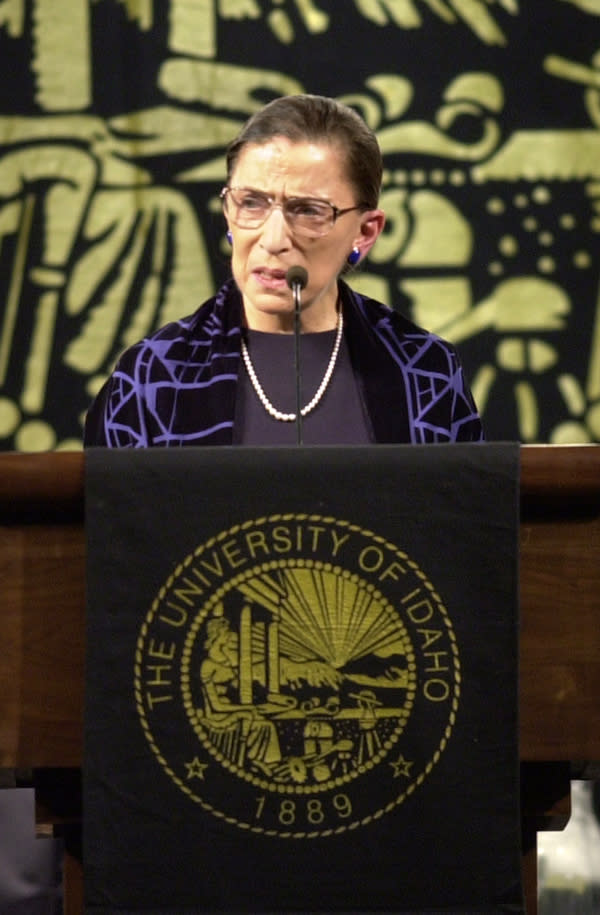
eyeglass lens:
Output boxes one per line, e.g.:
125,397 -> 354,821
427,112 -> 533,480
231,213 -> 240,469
224,188 -> 336,235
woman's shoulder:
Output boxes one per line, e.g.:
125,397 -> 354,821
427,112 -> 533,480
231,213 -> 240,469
113,281 -> 241,369
83,281 -> 241,446
343,282 -> 461,359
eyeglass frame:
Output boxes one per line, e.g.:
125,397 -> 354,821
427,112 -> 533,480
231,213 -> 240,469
220,185 -> 367,238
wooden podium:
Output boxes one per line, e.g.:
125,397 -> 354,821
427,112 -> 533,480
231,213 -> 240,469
1,445 -> 599,914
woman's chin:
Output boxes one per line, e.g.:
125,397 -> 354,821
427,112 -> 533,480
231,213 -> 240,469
242,292 -> 296,331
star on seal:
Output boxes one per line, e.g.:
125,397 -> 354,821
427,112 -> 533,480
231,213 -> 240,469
185,756 -> 208,780
390,754 -> 413,778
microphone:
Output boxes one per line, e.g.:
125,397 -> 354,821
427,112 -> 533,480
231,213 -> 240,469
285,266 -> 308,445
285,265 -> 308,293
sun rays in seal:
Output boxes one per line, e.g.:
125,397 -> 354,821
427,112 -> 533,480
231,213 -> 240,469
236,565 -> 410,670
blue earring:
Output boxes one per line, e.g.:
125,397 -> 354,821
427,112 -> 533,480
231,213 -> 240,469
226,229 -> 233,245
347,247 -> 360,266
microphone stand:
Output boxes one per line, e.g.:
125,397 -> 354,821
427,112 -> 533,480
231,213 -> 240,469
286,266 -> 308,446
292,280 -> 303,445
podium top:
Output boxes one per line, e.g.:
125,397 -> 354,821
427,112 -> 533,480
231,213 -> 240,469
0,444 -> 599,510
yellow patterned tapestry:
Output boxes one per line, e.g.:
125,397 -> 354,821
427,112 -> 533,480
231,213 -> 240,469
0,0 -> 599,450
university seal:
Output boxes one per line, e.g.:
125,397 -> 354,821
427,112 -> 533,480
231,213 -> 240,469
135,514 -> 460,838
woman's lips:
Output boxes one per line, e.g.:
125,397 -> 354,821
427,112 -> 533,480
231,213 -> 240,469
253,268 -> 289,289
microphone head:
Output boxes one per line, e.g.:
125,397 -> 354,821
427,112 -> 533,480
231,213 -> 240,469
286,265 -> 308,290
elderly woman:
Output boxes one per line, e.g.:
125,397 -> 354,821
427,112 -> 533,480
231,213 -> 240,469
84,94 -> 483,446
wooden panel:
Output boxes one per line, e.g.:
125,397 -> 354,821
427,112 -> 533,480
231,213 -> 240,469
0,523 -> 85,768
0,451 -> 85,768
0,524 -> 24,765
519,446 -> 600,761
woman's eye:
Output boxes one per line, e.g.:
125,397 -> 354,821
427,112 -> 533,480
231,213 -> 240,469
241,194 -> 268,210
290,200 -> 327,218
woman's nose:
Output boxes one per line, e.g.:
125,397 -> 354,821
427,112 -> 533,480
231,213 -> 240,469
259,206 -> 291,251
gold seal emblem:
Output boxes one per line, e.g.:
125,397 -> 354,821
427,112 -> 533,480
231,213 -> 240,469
135,514 -> 460,837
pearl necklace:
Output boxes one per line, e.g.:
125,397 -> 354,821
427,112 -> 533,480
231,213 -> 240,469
241,311 -> 344,422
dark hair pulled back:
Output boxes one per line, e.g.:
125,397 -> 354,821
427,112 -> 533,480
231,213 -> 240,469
225,94 -> 382,210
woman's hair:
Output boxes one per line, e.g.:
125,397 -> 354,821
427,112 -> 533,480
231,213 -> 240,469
225,94 -> 382,210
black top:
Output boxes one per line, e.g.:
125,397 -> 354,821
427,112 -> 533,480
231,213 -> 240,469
233,329 -> 372,445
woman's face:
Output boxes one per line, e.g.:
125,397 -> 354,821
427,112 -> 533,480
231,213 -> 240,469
225,137 -> 384,332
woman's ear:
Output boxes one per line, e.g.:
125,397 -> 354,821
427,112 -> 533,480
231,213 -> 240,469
355,209 -> 386,258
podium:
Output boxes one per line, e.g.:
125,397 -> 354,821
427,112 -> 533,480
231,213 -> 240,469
1,445 -> 599,914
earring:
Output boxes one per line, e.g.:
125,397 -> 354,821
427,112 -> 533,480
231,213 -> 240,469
347,247 -> 360,266
226,229 -> 233,245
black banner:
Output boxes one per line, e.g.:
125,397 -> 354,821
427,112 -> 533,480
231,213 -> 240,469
84,444 -> 522,913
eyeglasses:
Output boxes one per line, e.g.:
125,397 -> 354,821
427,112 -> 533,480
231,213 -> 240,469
220,186 -> 364,238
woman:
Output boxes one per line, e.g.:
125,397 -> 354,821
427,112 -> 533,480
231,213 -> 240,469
84,94 -> 483,446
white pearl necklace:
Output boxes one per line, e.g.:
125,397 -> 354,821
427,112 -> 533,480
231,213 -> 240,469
241,311 -> 344,422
